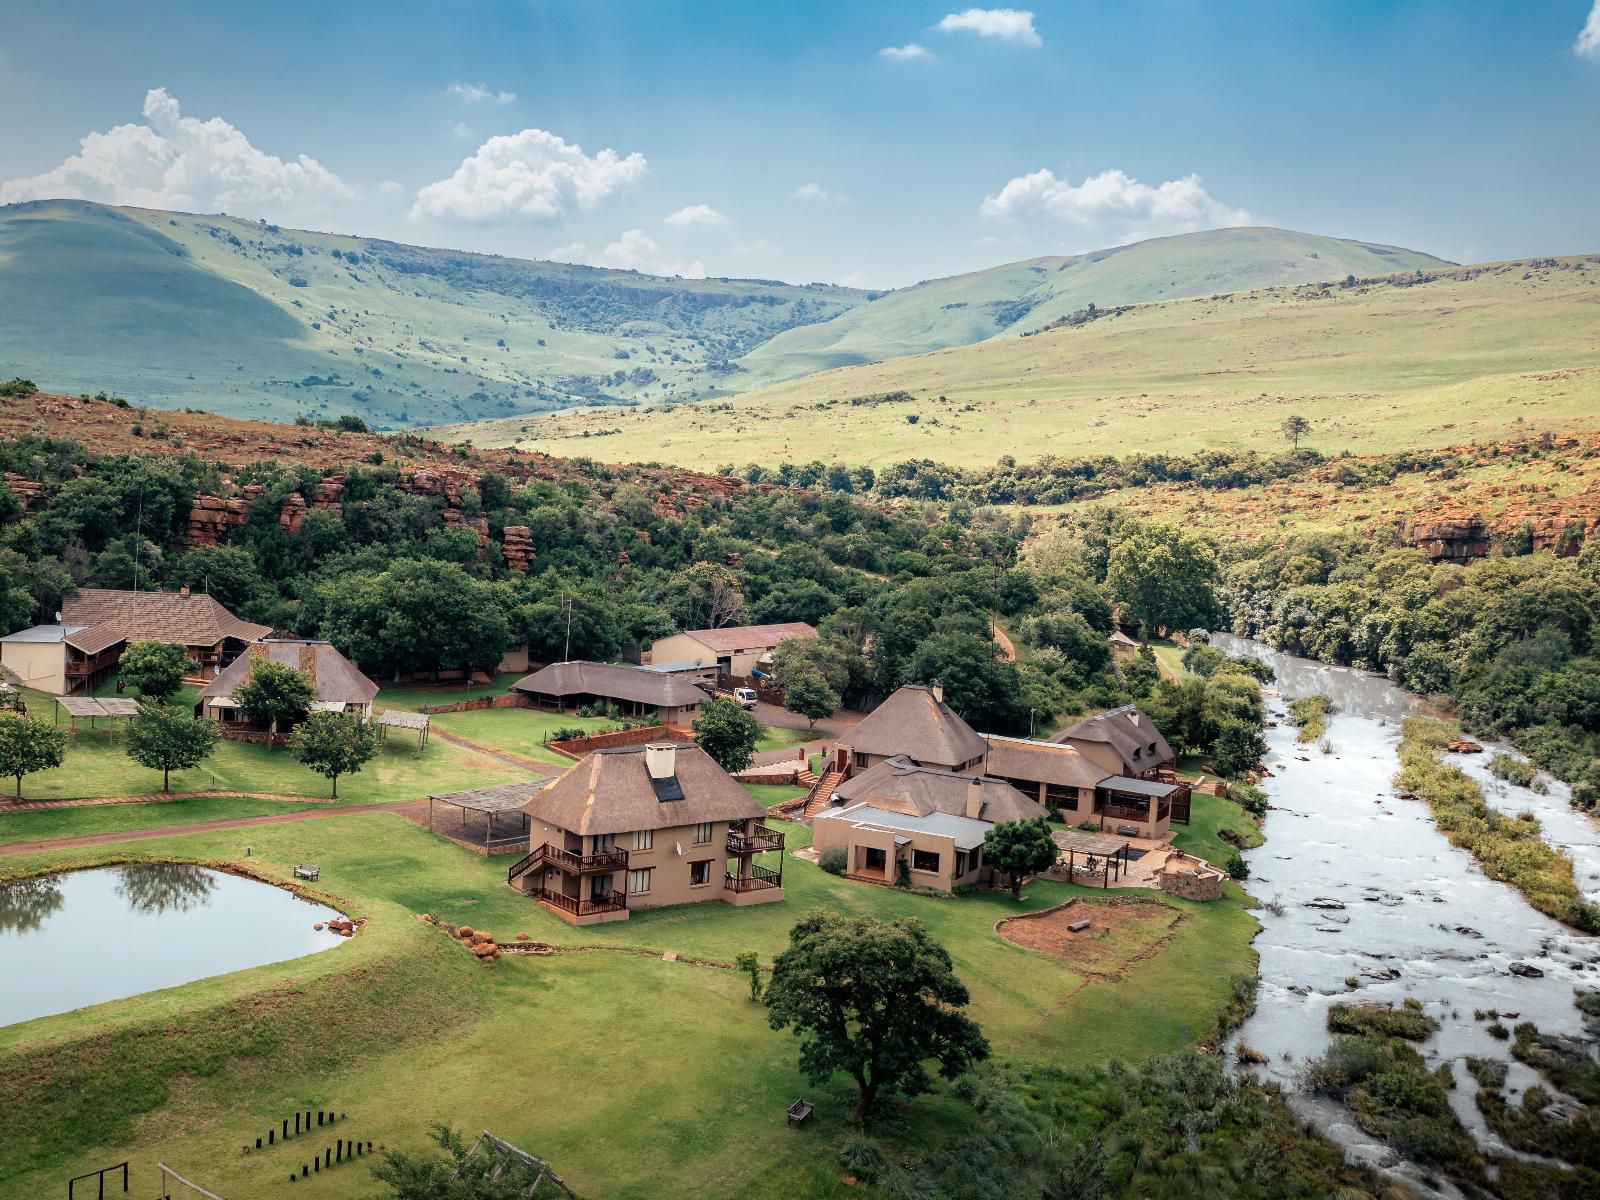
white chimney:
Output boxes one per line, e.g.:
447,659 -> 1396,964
965,777 -> 984,820
644,742 -> 678,780
931,680 -> 944,703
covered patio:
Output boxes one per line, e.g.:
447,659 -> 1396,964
427,780 -> 552,855
1050,829 -> 1132,889
53,695 -> 141,730
376,708 -> 431,749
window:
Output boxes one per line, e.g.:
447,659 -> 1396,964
1044,783 -> 1079,812
594,833 -> 614,853
854,751 -> 870,769
627,868 -> 652,895
591,875 -> 612,897
632,829 -> 653,852
912,848 -> 940,874
688,860 -> 711,886
692,821 -> 714,845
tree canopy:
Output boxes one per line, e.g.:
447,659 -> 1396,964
117,640 -> 190,700
764,910 -> 989,1122
0,712 -> 67,800
234,660 -> 314,749
692,698 -> 761,773
125,701 -> 220,791
981,817 -> 1059,901
289,710 -> 377,797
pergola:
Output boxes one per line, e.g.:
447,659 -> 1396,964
53,695 -> 141,728
376,708 -> 431,748
1050,829 -> 1132,889
427,780 -> 551,854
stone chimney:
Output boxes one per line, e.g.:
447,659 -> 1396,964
965,777 -> 984,820
178,585 -> 190,599
298,644 -> 319,689
930,680 -> 944,703
644,742 -> 677,780
245,642 -> 267,684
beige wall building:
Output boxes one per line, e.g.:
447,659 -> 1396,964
844,683 -> 988,773
647,622 -> 817,678
813,759 -> 1044,893
510,742 -> 785,924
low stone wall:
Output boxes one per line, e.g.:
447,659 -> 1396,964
547,724 -> 694,759
417,693 -> 528,715
1156,851 -> 1227,901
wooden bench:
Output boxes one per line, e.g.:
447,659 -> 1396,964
294,864 -> 320,881
786,1099 -> 813,1128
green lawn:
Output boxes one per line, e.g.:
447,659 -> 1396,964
426,707 -> 617,766
754,725 -> 813,753
4,720 -> 525,806
0,781 -> 1259,1199
371,674 -> 524,713
1172,790 -> 1263,864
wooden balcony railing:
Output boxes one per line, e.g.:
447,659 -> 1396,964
508,842 -> 628,880
535,885 -> 627,917
724,864 -> 783,893
726,822 -> 785,855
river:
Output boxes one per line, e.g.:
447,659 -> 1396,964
1211,634 -> 1600,1181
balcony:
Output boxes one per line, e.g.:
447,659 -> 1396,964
535,885 -> 627,917
726,823 -> 785,855
507,842 -> 628,882
724,864 -> 783,893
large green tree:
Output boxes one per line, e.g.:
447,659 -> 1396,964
0,712 -> 67,800
1105,524 -> 1221,636
125,701 -> 220,791
289,710 -> 377,798
117,640 -> 190,700
313,559 -> 513,681
234,660 -> 314,749
692,698 -> 761,773
783,671 -> 839,733
981,817 -> 1059,902
764,911 -> 989,1122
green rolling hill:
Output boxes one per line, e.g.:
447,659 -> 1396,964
0,199 -> 869,426
730,227 -> 1454,390
0,203 -> 1454,430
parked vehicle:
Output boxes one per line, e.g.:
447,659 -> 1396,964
733,687 -> 759,710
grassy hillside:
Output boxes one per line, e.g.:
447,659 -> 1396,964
454,255 -> 1600,470
0,200 -> 867,426
731,227 -> 1452,389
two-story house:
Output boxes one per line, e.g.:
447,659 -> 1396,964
507,742 -> 786,924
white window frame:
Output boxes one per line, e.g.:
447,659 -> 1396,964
627,868 -> 652,895
688,860 -> 712,887
632,829 -> 653,852
692,821 -> 714,845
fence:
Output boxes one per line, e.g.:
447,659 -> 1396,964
546,724 -> 694,759
418,693 -> 528,715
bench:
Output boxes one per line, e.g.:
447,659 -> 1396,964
294,864 -> 320,882
786,1099 -> 813,1128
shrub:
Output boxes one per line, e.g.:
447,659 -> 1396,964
1231,781 -> 1269,817
837,1135 -> 889,1181
1224,847 -> 1249,880
819,847 -> 847,875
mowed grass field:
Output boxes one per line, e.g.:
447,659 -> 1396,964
456,257 -> 1600,470
0,785 -> 1260,1199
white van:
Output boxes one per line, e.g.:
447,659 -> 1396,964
733,687 -> 759,710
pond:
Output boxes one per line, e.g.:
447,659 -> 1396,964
1213,633 -> 1600,1186
0,863 -> 347,1028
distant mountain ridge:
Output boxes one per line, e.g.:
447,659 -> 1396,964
0,201 -> 1451,426
732,227 -> 1454,390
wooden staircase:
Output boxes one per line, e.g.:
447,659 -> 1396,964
798,766 -> 845,822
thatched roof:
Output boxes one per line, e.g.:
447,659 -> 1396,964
200,640 -> 378,706
510,661 -> 705,707
981,735 -> 1109,790
848,684 -> 987,768
61,588 -> 270,648
523,742 -> 764,836
833,755 -> 1043,824
1050,704 -> 1175,773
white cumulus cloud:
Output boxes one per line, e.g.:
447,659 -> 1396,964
446,82 -> 517,105
936,8 -> 1041,46
879,43 -> 933,61
795,181 -> 844,204
549,229 -> 705,278
664,203 -> 730,227
412,128 -> 647,223
1578,1 -> 1600,59
0,87 -> 354,217
980,167 -> 1251,243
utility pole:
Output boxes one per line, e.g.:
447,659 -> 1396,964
563,594 -> 574,663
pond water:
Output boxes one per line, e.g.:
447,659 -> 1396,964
0,863 -> 346,1028
1212,634 -> 1600,1184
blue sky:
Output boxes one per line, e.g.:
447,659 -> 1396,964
2,1 -> 1597,287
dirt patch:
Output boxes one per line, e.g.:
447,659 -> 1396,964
996,897 -> 1183,978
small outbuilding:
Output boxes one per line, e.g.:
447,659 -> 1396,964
509,661 -> 706,725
